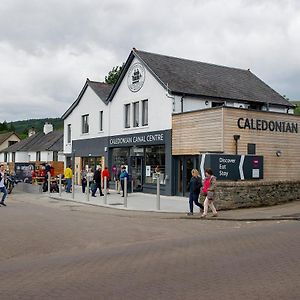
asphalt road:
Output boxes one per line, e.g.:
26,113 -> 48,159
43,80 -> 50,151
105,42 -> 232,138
1,193 -> 299,300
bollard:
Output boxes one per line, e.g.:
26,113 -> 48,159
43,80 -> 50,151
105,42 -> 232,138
104,176 -> 107,204
59,174 -> 62,197
86,177 -> 90,201
156,173 -> 160,210
72,175 -> 75,199
124,177 -> 128,208
47,172 -> 51,195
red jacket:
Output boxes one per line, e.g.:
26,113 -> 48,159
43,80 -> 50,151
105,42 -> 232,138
102,169 -> 110,180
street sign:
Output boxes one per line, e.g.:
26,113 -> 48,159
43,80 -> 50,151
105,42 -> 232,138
199,154 -> 263,180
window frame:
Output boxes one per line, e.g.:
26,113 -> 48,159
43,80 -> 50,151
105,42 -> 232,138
67,124 -> 71,143
133,101 -> 139,127
81,114 -> 89,134
124,104 -> 131,128
142,99 -> 148,126
99,111 -> 104,132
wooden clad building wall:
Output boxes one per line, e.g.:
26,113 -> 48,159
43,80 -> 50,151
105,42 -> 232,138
223,108 -> 300,181
172,107 -> 300,181
172,108 -> 223,155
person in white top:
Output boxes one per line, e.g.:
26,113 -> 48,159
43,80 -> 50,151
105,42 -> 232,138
0,164 -> 8,206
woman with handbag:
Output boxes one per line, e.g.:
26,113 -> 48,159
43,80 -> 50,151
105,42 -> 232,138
201,168 -> 218,218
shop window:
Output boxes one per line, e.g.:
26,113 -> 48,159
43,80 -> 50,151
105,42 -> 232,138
112,148 -> 130,168
142,99 -> 148,126
82,156 -> 102,172
99,111 -> 103,131
124,104 -> 130,128
82,114 -> 89,134
67,124 -> 71,143
133,101 -> 139,127
145,145 -> 165,185
248,143 -> 256,155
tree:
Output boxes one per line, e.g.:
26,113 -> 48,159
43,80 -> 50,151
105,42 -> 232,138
105,63 -> 124,84
0,121 -> 8,131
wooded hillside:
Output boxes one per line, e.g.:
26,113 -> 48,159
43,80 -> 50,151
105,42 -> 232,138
0,118 -> 63,139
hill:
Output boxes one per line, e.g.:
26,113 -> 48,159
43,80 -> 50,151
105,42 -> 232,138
1,118 -> 63,139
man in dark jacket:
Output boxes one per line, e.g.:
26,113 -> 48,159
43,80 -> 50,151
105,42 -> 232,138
92,167 -> 104,197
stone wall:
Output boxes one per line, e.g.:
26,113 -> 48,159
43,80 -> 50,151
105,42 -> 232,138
215,181 -> 300,210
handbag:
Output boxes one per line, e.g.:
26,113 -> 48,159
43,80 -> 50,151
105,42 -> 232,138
207,191 -> 214,200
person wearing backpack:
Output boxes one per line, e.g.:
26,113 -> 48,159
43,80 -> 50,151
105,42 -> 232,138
201,168 -> 218,218
187,169 -> 204,216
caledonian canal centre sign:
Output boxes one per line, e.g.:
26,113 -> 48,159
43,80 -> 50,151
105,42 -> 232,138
237,117 -> 298,133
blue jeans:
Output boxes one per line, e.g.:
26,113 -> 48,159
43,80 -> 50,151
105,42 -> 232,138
0,186 -> 8,202
189,192 -> 203,213
66,178 -> 72,193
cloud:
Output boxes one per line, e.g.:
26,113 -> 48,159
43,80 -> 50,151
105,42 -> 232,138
0,0 -> 299,121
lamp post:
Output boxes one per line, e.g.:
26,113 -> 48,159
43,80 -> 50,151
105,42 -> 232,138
233,135 -> 240,155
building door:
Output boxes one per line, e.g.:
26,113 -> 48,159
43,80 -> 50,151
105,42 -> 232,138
131,156 -> 143,192
175,156 -> 198,196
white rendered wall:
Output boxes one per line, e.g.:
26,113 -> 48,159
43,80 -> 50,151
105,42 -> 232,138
41,151 -> 53,162
63,85 -> 109,154
15,152 -> 30,163
0,153 -> 4,162
109,57 -> 173,136
28,152 -> 37,162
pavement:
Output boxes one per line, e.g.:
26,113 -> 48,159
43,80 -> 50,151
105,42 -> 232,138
47,185 -> 300,221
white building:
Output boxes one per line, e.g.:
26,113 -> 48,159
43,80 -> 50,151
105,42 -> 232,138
1,123 -> 64,163
62,48 -> 294,195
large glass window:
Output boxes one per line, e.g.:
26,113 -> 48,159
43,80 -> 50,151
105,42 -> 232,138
124,104 -> 130,128
82,114 -> 89,134
142,99 -> 148,126
112,148 -> 130,168
145,145 -> 165,185
82,157 -> 102,171
133,101 -> 139,127
67,124 -> 71,143
99,111 -> 103,131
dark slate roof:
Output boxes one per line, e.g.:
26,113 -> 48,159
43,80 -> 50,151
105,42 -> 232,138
62,79 -> 113,120
2,131 -> 63,153
0,132 -> 19,144
108,49 -> 293,107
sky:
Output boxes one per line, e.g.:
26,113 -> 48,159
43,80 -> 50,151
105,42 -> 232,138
0,0 -> 299,122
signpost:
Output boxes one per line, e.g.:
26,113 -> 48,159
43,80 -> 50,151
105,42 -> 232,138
200,154 -> 263,180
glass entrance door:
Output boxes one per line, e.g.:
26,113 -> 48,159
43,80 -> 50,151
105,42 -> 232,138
131,156 -> 143,192
175,156 -> 199,196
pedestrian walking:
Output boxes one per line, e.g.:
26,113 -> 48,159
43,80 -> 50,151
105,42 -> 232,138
187,169 -> 204,216
102,166 -> 110,194
92,166 -> 104,197
0,164 -> 8,207
119,166 -> 129,197
81,169 -> 87,193
64,165 -> 73,193
201,168 -> 218,218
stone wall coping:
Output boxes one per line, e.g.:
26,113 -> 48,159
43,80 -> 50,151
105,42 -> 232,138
216,180 -> 300,187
